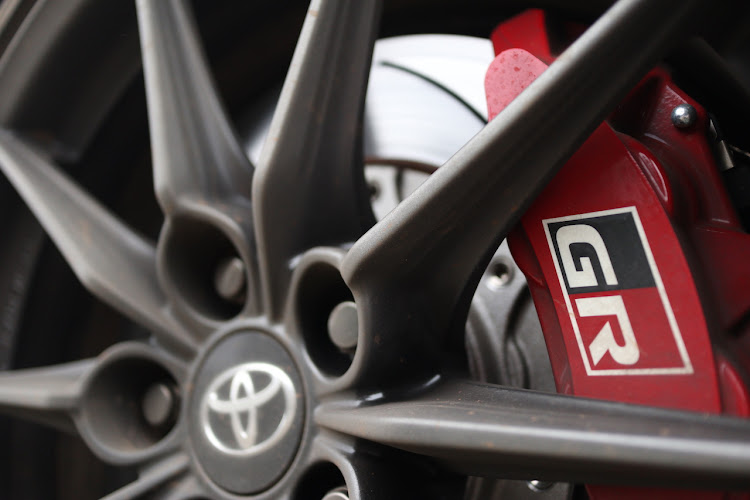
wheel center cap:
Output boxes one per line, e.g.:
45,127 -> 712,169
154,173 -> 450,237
201,361 -> 297,456
190,331 -> 305,495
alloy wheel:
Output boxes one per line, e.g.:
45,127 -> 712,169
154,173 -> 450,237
0,0 -> 749,498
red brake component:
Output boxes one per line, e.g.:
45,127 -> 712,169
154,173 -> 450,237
486,10 -> 750,499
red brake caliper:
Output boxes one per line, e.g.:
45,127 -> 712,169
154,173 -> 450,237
486,10 -> 750,499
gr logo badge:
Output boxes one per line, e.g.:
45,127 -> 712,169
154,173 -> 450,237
543,207 -> 692,375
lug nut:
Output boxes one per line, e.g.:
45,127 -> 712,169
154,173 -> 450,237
327,301 -> 359,351
671,104 -> 697,129
142,382 -> 176,427
214,256 -> 246,303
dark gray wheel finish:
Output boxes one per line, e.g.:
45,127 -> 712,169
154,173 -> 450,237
0,0 -> 748,498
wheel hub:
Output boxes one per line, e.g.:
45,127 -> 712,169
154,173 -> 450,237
189,330 -> 305,495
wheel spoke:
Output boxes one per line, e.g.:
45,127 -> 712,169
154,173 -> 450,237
136,0 -> 254,215
253,0 -> 381,319
100,453 -> 190,500
0,131 -> 194,354
340,0 -> 712,382
316,379 -> 750,489
0,359 -> 93,432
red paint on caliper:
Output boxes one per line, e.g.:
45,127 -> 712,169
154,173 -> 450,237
487,10 -> 750,499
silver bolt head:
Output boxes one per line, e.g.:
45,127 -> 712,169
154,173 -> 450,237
527,480 -> 554,492
487,258 -> 514,290
214,256 -> 246,301
327,301 -> 359,350
142,383 -> 175,427
671,104 -> 697,129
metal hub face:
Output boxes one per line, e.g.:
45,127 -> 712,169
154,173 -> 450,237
190,331 -> 305,495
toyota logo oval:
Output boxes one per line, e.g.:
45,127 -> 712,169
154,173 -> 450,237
200,362 -> 297,457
